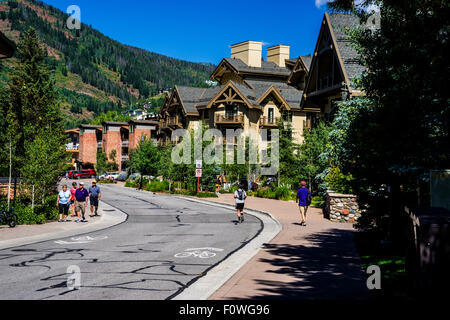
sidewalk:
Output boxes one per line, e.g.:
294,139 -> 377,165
0,201 -> 127,250
208,194 -> 369,300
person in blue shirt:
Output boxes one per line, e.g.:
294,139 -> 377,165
296,181 -> 311,227
74,182 -> 90,223
89,181 -> 101,217
57,185 -> 71,222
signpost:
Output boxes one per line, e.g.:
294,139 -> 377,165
196,160 -> 202,193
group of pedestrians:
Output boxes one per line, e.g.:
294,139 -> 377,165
56,181 -> 101,223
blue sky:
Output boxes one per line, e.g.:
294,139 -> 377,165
42,0 -> 328,64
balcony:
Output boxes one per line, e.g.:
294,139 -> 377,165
121,140 -> 129,147
97,141 -> 103,149
66,143 -> 79,151
121,154 -> 129,161
167,116 -> 183,128
215,114 -> 244,125
260,116 -> 280,128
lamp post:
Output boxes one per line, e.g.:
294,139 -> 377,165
7,141 -> 12,210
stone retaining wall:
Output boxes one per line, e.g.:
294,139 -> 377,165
325,192 -> 361,223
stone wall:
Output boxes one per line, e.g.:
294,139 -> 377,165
325,192 -> 362,223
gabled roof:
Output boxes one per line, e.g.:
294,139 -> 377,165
287,56 -> 312,87
302,12 -> 366,108
327,12 -> 365,82
210,57 -> 292,83
204,81 -> 259,109
300,56 -> 312,72
0,31 -> 16,59
223,58 -> 291,76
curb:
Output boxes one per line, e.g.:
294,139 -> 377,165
172,196 -> 282,300
0,201 -> 127,250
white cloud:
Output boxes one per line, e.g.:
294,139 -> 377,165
315,0 -> 379,12
315,0 -> 328,8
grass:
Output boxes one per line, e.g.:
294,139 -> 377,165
353,231 -> 414,300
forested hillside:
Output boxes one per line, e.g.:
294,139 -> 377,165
0,0 -> 215,128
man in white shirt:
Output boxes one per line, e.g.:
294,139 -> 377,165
234,184 -> 247,223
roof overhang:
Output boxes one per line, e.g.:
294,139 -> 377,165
205,81 -> 261,110
257,86 -> 291,111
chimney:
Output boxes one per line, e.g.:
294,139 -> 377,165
267,45 -> 290,67
231,41 -> 262,68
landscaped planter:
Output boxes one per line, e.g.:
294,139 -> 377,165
325,192 -> 361,223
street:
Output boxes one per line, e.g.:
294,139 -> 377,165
0,184 -> 262,300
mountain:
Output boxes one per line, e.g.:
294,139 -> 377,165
0,0 -> 215,128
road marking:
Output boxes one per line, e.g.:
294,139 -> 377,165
174,247 -> 224,259
55,236 -> 108,245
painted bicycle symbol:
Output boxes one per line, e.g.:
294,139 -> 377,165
174,247 -> 224,259
55,235 -> 108,245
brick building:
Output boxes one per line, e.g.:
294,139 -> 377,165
67,120 -> 158,172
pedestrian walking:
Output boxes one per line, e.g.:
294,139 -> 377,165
69,182 -> 78,217
89,181 -> 101,217
234,184 -> 247,223
296,181 -> 311,226
216,175 -> 223,195
74,182 -> 89,223
56,185 -> 71,222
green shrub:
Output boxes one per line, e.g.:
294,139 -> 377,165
125,180 -> 138,188
196,192 -> 219,198
274,186 -> 291,200
325,167 -> 354,194
98,180 -> 116,184
145,180 -> 170,192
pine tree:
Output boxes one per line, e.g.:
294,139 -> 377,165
0,28 -> 67,199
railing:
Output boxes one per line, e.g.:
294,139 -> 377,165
97,141 -> 103,148
121,140 -> 129,147
121,154 -> 129,161
215,114 -> 244,125
167,116 -> 182,127
260,116 -> 280,127
66,143 -> 79,151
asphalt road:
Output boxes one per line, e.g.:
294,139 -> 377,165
0,184 -> 262,300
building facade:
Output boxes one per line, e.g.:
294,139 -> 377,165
159,41 -> 311,146
159,12 -> 370,146
67,120 -> 158,171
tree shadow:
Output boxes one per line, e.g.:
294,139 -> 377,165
237,228 -> 370,300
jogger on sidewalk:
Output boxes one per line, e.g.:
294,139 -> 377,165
234,184 -> 247,223
296,181 -> 311,227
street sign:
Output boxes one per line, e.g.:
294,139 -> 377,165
196,160 -> 203,169
196,169 -> 202,178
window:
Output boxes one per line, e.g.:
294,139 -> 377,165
225,105 -> 238,118
282,111 -> 292,122
268,108 -> 274,124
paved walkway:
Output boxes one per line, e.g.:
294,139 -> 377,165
208,194 -> 369,300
